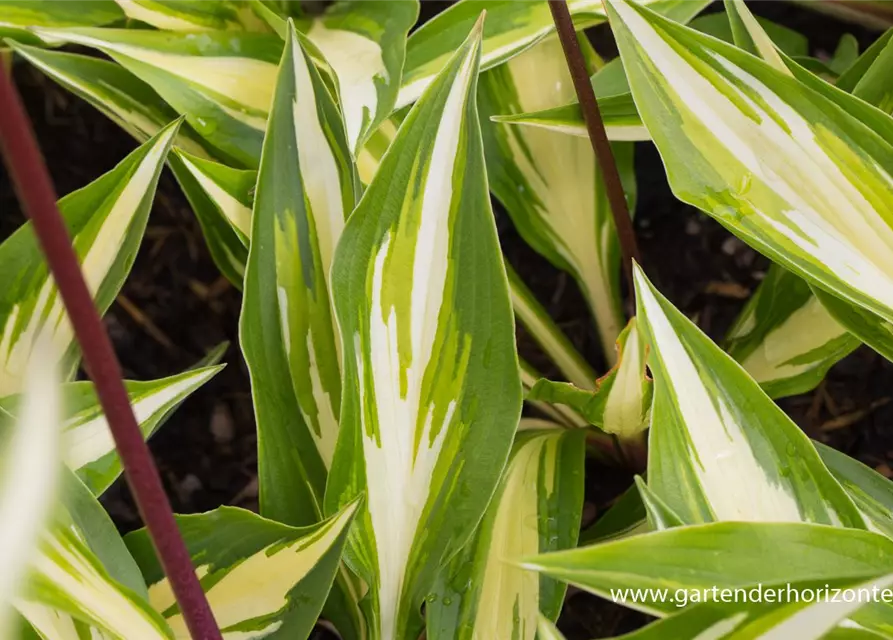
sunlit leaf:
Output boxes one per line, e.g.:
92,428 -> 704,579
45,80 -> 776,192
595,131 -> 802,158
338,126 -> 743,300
0,0 -> 122,45
113,0 -> 270,31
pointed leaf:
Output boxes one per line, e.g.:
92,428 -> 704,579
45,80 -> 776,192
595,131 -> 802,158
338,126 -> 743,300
32,27 -> 283,168
605,0 -> 893,336
724,0 -> 789,73
480,35 -> 635,358
427,429 -> 585,640
0,121 -> 179,397
579,482 -> 647,544
836,28 -> 893,93
325,18 -> 522,639
634,265 -> 864,527
634,476 -> 682,531
725,265 -> 859,399
689,11 -> 808,58
124,501 -> 358,639
112,0 -> 270,31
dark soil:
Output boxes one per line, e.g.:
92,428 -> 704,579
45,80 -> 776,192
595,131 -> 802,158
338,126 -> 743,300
1,3 -> 891,638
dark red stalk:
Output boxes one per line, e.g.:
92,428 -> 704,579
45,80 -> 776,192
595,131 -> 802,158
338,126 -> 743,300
0,67 -> 222,640
548,0 -> 642,291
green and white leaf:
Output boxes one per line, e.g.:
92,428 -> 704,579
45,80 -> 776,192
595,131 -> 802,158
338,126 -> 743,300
113,0 -> 270,32
605,573 -> 893,640
241,21 -> 357,526
524,521 -> 893,622
0,121 -> 178,398
604,0 -> 893,342
0,351 -> 60,636
325,18 -> 522,640
507,263 -> 596,390
818,442 -> 893,541
169,149 -> 253,287
480,35 -> 635,359
124,501 -> 359,639
634,265 -> 864,527
528,317 -> 652,438
0,0 -> 123,45
356,118 -> 400,185
427,429 -> 585,640
397,0 -> 706,110
31,26 -> 283,168
8,42 -> 210,160
725,265 -> 859,399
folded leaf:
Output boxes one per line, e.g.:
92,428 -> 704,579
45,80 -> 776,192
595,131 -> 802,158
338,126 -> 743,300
605,0 -> 893,338
725,265 -> 859,399
398,0 -> 706,110
0,121 -> 178,397
634,265 -> 864,528
634,476 -> 682,531
0,351 -> 60,636
480,35 -> 636,358
427,429 -> 585,640
325,17 -> 522,639
125,501 -> 358,639
32,27 -> 282,167
112,0 -> 270,31
519,359 -> 587,428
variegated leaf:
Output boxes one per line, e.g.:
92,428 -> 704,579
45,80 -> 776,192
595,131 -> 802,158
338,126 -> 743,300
507,263 -> 596,390
605,0 -> 893,338
0,121 -> 178,397
528,317 -> 652,438
397,0 -> 705,110
31,27 -> 283,168
169,149 -> 253,287
427,429 -> 585,640
124,501 -> 359,639
480,35 -> 635,359
325,18 -> 522,640
240,20 -> 357,524
604,573 -> 893,640
817,442 -> 893,540
537,615 -> 567,640
524,521 -> 893,620
725,265 -> 859,399
634,265 -> 864,527
0,350 -> 60,636
113,0 -> 270,31
0,0 -> 122,45
8,42 -> 210,160
356,118 -> 400,185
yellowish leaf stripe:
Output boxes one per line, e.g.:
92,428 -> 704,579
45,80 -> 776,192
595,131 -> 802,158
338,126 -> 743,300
426,429 -> 585,640
0,0 -> 122,46
0,353 -> 60,636
125,502 -> 358,639
397,0 -> 704,110
634,265 -> 865,528
326,17 -> 522,640
240,21 -> 356,528
0,122 -> 178,398
606,0 -> 893,331
31,26 -> 282,168
23,527 -> 172,639
113,0 -> 269,32
480,35 -> 633,361
537,615 -> 567,640
725,265 -> 859,399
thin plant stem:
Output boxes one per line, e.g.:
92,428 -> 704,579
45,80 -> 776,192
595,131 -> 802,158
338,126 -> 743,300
0,66 -> 222,640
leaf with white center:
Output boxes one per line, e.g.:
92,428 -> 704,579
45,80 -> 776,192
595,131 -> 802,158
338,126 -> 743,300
124,501 -> 358,639
325,17 -> 522,640
0,0 -> 122,45
427,429 -> 585,640
602,573 -> 893,640
528,317 -> 652,438
817,442 -> 893,541
725,265 -> 859,399
0,121 -> 178,398
31,27 -> 283,168
0,350 -> 60,637
169,150 -> 254,287
240,21 -> 356,526
480,35 -> 636,359
8,42 -> 210,160
523,521 -> 893,621
397,0 -> 706,110
113,0 -> 270,32
507,263 -> 596,390
605,0 -> 893,336
633,265 -> 864,527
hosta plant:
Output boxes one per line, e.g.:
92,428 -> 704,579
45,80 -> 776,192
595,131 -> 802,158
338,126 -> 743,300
3,0 -> 893,639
